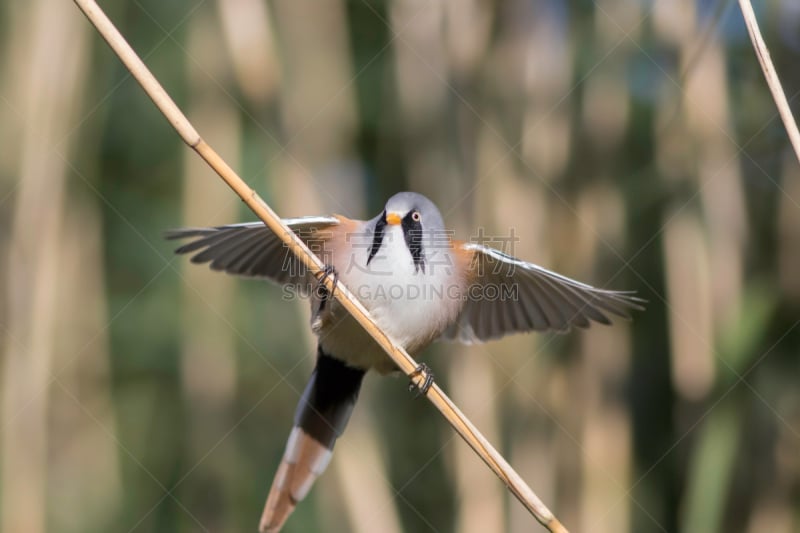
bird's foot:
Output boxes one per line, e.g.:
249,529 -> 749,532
314,264 -> 338,303
407,363 -> 434,398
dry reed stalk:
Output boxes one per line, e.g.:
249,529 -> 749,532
71,1 -> 569,531
738,0 -> 800,165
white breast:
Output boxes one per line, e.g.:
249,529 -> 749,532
316,224 -> 465,372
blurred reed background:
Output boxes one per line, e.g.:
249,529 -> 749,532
1,0 -> 799,532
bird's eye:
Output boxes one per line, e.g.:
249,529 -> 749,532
411,211 -> 421,222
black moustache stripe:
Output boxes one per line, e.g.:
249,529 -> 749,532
367,212 -> 386,266
402,215 -> 425,273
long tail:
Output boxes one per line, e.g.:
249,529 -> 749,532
259,348 -> 366,533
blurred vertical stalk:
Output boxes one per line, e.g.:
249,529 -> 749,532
685,36 -> 746,333
774,152 -> 800,533
575,186 -> 632,533
680,401 -> 740,533
271,0 -> 359,215
682,284 -> 776,533
576,2 -> 639,528
654,0 -> 731,401
450,349 -> 505,533
441,3 -> 503,531
391,0 -> 459,203
215,0 -> 280,108
179,7 -> 241,529
520,0 -> 573,183
659,4 -> 755,528
470,113 -> 551,533
579,325 -> 633,533
777,151 -> 800,300
50,204 -> 121,532
460,124 -> 541,533
757,99 -> 800,533
270,2 -> 394,530
332,413 -> 404,533
1,0 -> 89,531
655,5 -> 750,531
661,213 -> 714,399
518,0 -> 580,525
0,4 -> 26,188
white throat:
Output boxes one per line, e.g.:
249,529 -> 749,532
352,225 -> 460,336
320,223 -> 465,369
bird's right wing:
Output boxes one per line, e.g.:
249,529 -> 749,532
165,216 -> 342,292
441,242 -> 645,343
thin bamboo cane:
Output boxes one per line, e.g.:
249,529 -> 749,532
738,0 -> 800,165
71,1 -> 568,531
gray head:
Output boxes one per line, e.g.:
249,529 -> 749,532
367,192 -> 448,273
383,192 -> 445,231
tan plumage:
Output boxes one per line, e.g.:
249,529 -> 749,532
259,427 -> 333,533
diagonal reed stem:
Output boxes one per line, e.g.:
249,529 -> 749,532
71,1 -> 568,532
738,0 -> 800,165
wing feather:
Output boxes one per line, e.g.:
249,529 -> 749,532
193,227 -> 264,265
225,231 -> 282,274
441,242 -> 644,343
517,278 -> 551,331
535,273 -> 595,328
529,274 -> 572,332
166,216 -> 342,289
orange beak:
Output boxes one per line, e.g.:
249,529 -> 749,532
385,212 -> 402,225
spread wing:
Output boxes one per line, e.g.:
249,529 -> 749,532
165,216 -> 341,290
441,242 -> 645,343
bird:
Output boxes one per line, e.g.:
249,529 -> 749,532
166,191 -> 643,532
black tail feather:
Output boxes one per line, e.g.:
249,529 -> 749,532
260,348 -> 365,532
295,347 -> 366,449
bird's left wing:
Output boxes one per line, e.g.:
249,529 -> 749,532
441,242 -> 645,343
165,216 -> 342,291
